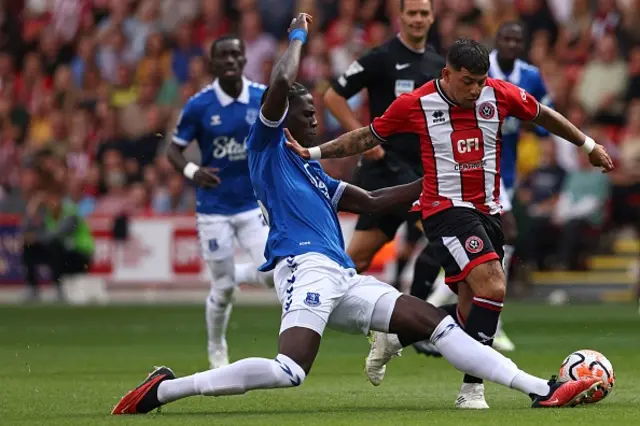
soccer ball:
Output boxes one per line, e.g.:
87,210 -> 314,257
558,349 -> 615,403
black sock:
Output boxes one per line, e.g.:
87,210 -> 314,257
462,297 -> 504,384
409,246 -> 442,300
394,257 -> 409,289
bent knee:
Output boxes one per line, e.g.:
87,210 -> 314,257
467,260 -> 506,301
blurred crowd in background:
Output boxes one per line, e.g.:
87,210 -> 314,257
0,0 -> 639,272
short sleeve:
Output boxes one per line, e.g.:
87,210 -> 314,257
494,80 -> 540,121
246,105 -> 289,152
331,49 -> 383,99
307,162 -> 347,211
369,93 -> 416,142
172,101 -> 198,146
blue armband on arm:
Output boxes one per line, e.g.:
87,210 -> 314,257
289,29 -> 307,44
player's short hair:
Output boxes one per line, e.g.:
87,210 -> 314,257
210,35 -> 244,58
446,38 -> 490,75
260,82 -> 310,106
497,21 -> 526,37
400,0 -> 431,11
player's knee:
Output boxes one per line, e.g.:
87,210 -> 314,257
273,354 -> 307,387
468,261 -> 506,301
208,287 -> 235,307
207,258 -> 235,287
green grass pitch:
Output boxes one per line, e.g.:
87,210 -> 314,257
1,303 -> 639,425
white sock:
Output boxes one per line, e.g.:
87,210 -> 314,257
430,316 -> 549,396
503,245 -> 515,282
235,263 -> 258,285
206,288 -> 234,350
235,263 -> 274,288
426,273 -> 456,306
157,354 -> 306,403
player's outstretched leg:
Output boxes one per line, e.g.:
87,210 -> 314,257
112,327 -> 320,415
364,294 -> 604,408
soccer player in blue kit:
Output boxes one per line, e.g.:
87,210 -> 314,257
167,35 -> 273,369
112,15 -> 603,415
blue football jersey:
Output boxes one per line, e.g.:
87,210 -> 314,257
246,108 -> 354,272
173,77 -> 266,215
489,51 -> 552,190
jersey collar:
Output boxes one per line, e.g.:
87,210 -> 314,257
435,79 -> 458,106
396,34 -> 425,54
212,76 -> 251,107
489,50 -> 521,85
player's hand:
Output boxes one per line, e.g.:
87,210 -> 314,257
284,128 -> 310,160
288,13 -> 312,34
589,144 -> 614,173
193,168 -> 221,188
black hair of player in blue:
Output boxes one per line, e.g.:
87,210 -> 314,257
446,38 -> 490,76
260,83 -> 318,147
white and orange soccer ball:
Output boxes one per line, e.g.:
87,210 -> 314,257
558,349 -> 615,403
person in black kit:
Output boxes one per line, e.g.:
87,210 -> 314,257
324,1 -> 444,350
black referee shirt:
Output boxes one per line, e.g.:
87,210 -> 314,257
331,36 -> 444,174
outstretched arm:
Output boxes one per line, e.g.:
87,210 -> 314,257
288,126 -> 380,160
338,178 -> 423,214
261,13 -> 311,123
533,105 -> 614,172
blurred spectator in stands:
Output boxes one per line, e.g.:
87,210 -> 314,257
172,21 -> 203,84
161,0 -> 200,33
609,99 -> 640,234
70,35 -> 97,88
95,148 -> 131,215
240,9 -> 277,83
129,181 -> 153,215
111,63 -> 137,108
519,139 -> 566,270
553,0 -> 592,66
126,0 -> 161,63
152,172 -> 195,214
188,55 -> 211,91
137,32 -> 171,83
97,26 -> 132,83
551,131 -> 611,270
66,175 -> 96,217
22,186 -> 94,302
626,45 -> 640,102
195,0 -> 231,49
119,77 -> 160,140
575,34 -> 628,125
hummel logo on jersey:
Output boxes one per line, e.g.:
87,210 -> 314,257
432,110 -> 445,123
395,63 -> 410,70
210,115 -> 221,126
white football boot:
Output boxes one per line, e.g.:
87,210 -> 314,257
208,342 -> 229,369
455,383 -> 490,409
364,331 -> 402,386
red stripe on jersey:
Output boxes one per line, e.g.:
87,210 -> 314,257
416,82 -> 454,218
493,90 -> 506,207
449,106 -> 486,210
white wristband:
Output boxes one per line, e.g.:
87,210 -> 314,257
308,146 -> 322,160
183,162 -> 200,180
581,137 -> 596,154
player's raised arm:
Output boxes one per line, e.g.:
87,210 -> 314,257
337,179 -> 423,215
286,93 -> 414,160
260,13 -> 311,124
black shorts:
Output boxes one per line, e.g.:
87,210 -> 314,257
354,153 -> 422,239
422,208 -> 503,292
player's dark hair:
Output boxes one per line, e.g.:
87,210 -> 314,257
260,82 -> 310,106
446,38 -> 490,75
497,21 -> 526,37
210,35 -> 244,58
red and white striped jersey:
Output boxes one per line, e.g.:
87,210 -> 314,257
370,78 -> 540,219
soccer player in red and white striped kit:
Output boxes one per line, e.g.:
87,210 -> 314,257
288,38 -> 614,409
